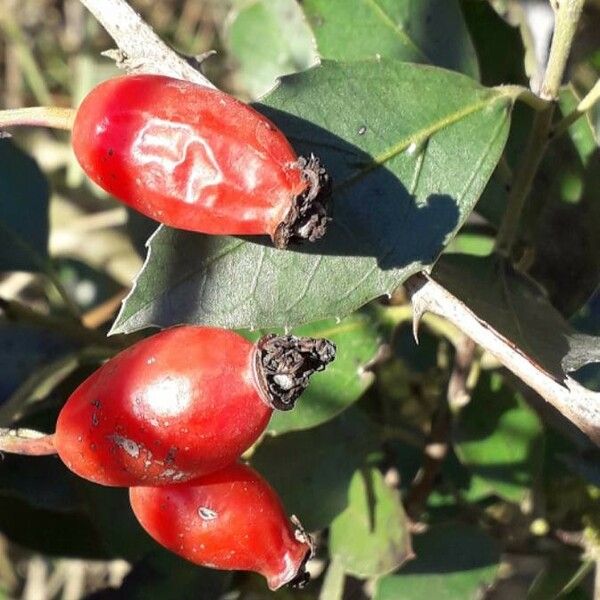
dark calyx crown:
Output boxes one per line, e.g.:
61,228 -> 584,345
254,333 -> 336,411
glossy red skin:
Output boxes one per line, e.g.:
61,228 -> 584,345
72,75 -> 307,237
54,327 -> 272,487
129,463 -> 310,590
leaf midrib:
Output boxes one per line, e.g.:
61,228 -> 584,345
362,0 -> 431,63
336,92 -> 511,192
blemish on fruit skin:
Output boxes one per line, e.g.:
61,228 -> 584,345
110,434 -> 140,458
91,398 -> 101,426
198,507 -> 218,521
358,125 -> 367,135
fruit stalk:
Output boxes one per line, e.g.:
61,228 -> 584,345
0,428 -> 56,456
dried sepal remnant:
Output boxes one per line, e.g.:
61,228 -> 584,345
254,334 -> 336,410
273,154 -> 332,249
287,514 -> 315,589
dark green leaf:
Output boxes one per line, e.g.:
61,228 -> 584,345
374,523 -> 499,600
267,313 -> 382,434
527,87 -> 600,315
111,60 -> 513,333
461,0 -> 527,86
453,372 -> 545,503
82,484 -> 156,562
528,558 -> 593,600
226,0 -> 318,98
0,495 -> 105,558
0,324 -> 75,412
433,253 -> 600,383
251,408 -> 378,530
303,0 -> 479,78
0,140 -> 49,271
329,468 -> 412,578
0,454 -> 82,513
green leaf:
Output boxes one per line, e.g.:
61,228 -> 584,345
266,313 -> 382,434
453,372 -> 545,503
374,523 -> 499,600
111,60 -> 513,334
251,408 -> 378,530
226,0 -> 318,99
559,87 -> 597,164
433,253 -> 600,383
303,0 -> 479,79
0,140 -> 49,272
329,468 -> 412,578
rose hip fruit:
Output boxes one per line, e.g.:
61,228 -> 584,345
129,463 -> 313,590
71,74 -> 331,248
54,327 -> 335,486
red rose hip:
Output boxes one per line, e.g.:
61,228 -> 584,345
72,75 -> 330,248
53,327 -> 335,486
129,463 -> 313,590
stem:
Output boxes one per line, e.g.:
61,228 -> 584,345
495,106 -> 554,255
42,260 -> 83,319
0,12 -> 52,105
406,273 -> 600,446
0,297 -> 117,347
540,0 -> 586,101
78,0 -> 215,88
495,0 -> 586,255
0,106 -> 75,132
553,78 -> 600,138
404,403 -> 451,519
0,428 -> 56,456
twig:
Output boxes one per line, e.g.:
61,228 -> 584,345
78,0 -> 215,88
0,11 -> 52,105
22,556 -> 49,600
552,78 -> 600,138
82,288 -> 129,328
541,0 -> 586,101
404,403 -> 451,519
447,337 -> 478,411
495,106 -> 554,255
0,107 -> 75,131
495,0 -> 586,256
0,297 -> 115,346
406,273 -> 600,446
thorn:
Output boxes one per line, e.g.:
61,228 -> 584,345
412,304 -> 423,345
405,273 -> 428,345
102,48 -> 127,64
194,50 -> 217,65
179,49 -> 217,73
